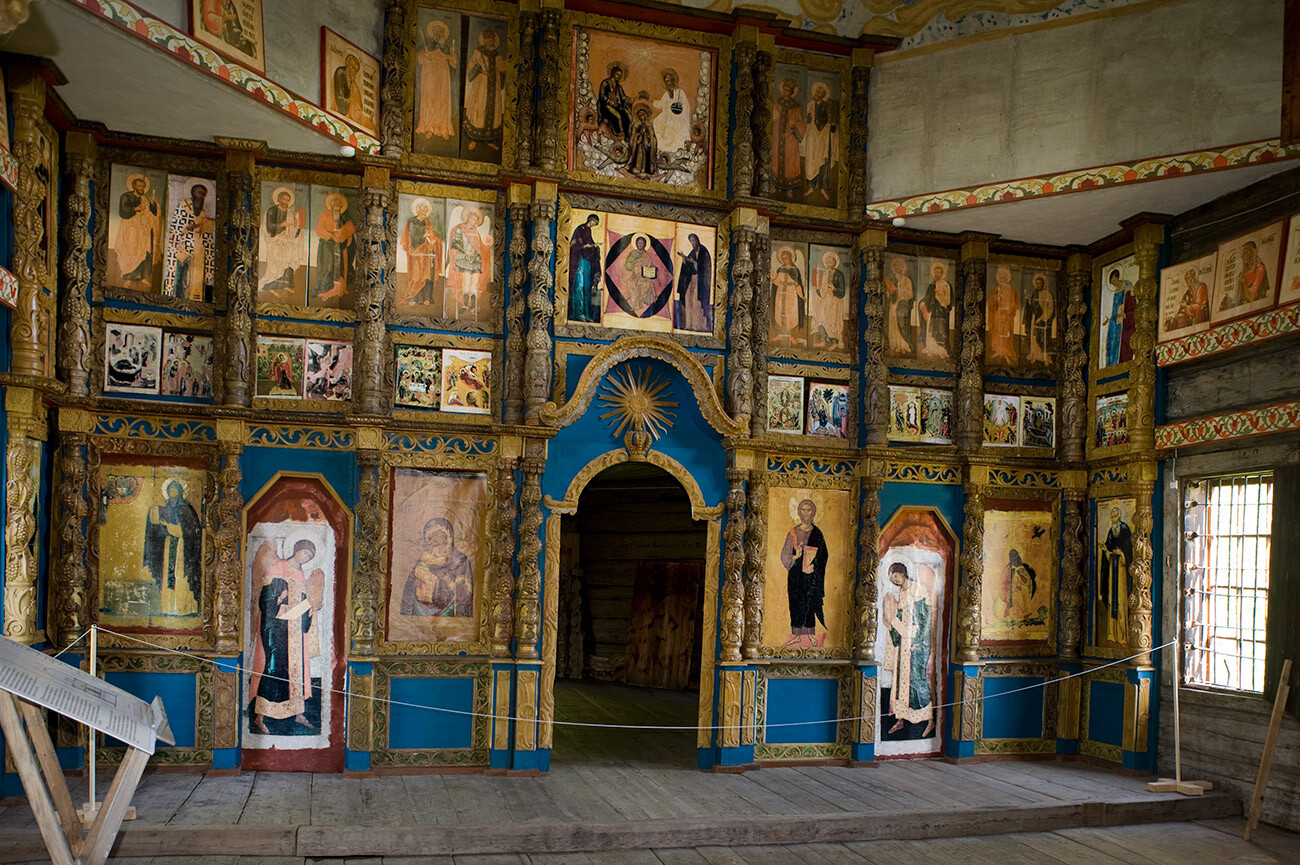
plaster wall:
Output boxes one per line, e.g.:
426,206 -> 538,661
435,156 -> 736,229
867,0 -> 1283,200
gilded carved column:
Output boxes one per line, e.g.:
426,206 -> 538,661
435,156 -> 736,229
1060,254 -> 1090,462
489,456 -> 519,657
728,214 -> 756,425
355,167 -> 391,415
211,431 -> 244,653
53,412 -> 90,648
854,472 -> 884,661
749,228 -> 770,437
860,230 -> 888,446
7,67 -> 48,378
4,388 -> 44,644
513,10 -> 538,171
731,36 -> 757,197
222,149 -> 257,406
524,185 -> 556,423
1059,487 -> 1086,662
59,132 -> 95,397
504,187 -> 532,424
720,468 -> 747,662
954,239 -> 989,454
352,444 -> 383,655
379,0 -> 407,158
516,441 -> 546,660
1128,467 -> 1156,668
742,469 -> 766,659
752,49 -> 774,199
848,50 -> 873,220
533,0 -> 563,171
956,475 -> 985,663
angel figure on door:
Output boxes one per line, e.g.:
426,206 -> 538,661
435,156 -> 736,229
249,537 -> 323,736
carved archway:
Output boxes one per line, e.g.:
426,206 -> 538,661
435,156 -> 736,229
539,336 -> 746,438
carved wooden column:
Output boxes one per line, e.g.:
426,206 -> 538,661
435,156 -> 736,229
720,468 -> 747,662
1060,485 -> 1086,662
956,474 -> 985,663
860,229 -> 888,446
731,32 -> 757,197
1125,222 -> 1165,669
59,132 -> 95,397
742,469 -> 766,659
513,9 -> 538,171
533,0 -> 563,171
954,238 -> 989,454
352,440 -> 383,655
1058,253 -> 1091,663
4,388 -> 44,644
211,423 -> 245,653
504,185 -> 532,424
489,456 -> 519,657
749,225 -> 770,437
52,410 -> 91,649
752,47 -> 774,199
355,166 -> 391,415
728,210 -> 757,426
516,440 -> 546,659
379,0 -> 407,158
7,67 -> 47,379
854,470 -> 884,661
848,49 -> 873,221
524,183 -> 556,423
221,148 -> 257,406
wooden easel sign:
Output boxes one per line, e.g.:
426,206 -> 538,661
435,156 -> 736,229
0,637 -> 174,865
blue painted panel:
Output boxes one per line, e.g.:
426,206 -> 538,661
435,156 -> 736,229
1087,680 -> 1125,746
240,447 -> 357,507
105,672 -> 196,748
765,678 -> 838,745
879,482 -> 962,534
387,677 -> 474,750
981,677 -> 1045,739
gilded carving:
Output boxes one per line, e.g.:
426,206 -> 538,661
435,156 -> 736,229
741,668 -> 756,745
854,476 -> 883,661
53,432 -> 89,647
1128,225 -> 1164,453
1060,255 -> 1090,462
848,62 -> 870,220
1059,489 -> 1086,662
960,668 -> 981,741
752,50 -> 773,199
540,512 -> 561,749
214,663 -> 239,750
955,480 -> 984,663
380,0 -> 408,158
516,668 -> 539,752
524,196 -> 556,423
732,40 -> 757,197
1128,472 -> 1155,667
59,134 -> 95,396
3,431 -> 39,644
513,11 -> 538,171
750,230 -> 771,438
94,653 -> 214,766
347,672 -> 374,752
720,468 -> 747,662
721,668 -> 743,748
860,232 -> 888,445
742,470 -> 766,659
212,441 -> 244,653
352,450 -> 382,655
503,200 -> 530,424
355,180 -> 391,415
516,441 -> 545,659
222,156 -> 256,406
372,659 -> 491,767
955,244 -> 987,453
699,516 -> 722,747
489,457 -> 519,657
729,225 -> 755,425
7,68 -> 47,378
533,5 -> 562,170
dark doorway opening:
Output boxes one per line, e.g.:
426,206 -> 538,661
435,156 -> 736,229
553,463 -> 706,767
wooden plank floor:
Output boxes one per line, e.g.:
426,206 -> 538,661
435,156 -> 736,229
5,819 -> 1300,865
0,682 -> 1248,859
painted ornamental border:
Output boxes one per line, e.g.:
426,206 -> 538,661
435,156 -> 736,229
1155,304 -> 1300,367
1156,399 -> 1300,450
68,0 -> 381,153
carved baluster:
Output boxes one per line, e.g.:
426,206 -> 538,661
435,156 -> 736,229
742,470 -> 766,659
222,150 -> 257,406
750,229 -> 771,437
489,457 -> 519,657
848,50 -> 872,221
752,50 -> 774,199
860,230 -> 888,446
954,239 -> 989,454
1059,488 -> 1086,662
514,11 -> 538,171
728,218 -> 755,425
516,442 -> 546,659
7,68 -> 46,379
720,469 -> 747,662
524,189 -> 556,423
731,39 -> 757,197
212,433 -> 244,653
53,422 -> 89,648
533,1 -> 563,171
60,132 -> 94,397
355,169 -> 390,415
956,478 -> 985,663
352,448 -> 383,655
854,473 -> 884,661
379,0 -> 407,158
504,190 -> 531,424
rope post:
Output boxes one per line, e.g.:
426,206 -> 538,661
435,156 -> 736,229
1146,637 -> 1212,796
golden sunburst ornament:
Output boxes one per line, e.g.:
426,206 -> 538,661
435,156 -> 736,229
597,367 -> 678,457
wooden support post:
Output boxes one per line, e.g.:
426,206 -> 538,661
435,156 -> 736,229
1244,658 -> 1293,840
1147,632 -> 1212,796
0,693 -> 78,865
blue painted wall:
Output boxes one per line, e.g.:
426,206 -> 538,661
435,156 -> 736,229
105,671 -> 197,749
981,677 -> 1046,739
765,678 -> 839,745
388,677 -> 475,750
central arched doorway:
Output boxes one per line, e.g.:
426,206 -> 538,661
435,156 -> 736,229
552,462 -> 707,767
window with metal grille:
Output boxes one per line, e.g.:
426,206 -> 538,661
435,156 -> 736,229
1182,472 -> 1272,692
